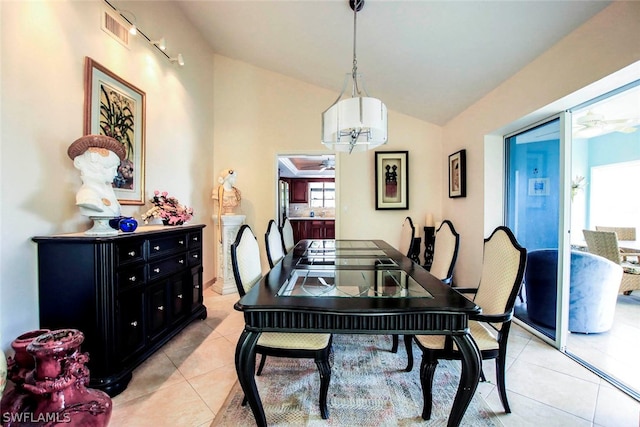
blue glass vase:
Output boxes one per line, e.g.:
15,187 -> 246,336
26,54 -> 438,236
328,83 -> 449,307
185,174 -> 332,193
119,217 -> 138,232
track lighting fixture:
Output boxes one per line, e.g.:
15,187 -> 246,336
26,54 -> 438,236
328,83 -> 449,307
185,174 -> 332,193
170,54 -> 185,67
151,37 -> 166,51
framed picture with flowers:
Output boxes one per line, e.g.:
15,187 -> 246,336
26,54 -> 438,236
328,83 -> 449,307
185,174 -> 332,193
83,57 -> 146,205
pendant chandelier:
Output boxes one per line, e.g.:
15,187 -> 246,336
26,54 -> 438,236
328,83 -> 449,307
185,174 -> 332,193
321,0 -> 388,153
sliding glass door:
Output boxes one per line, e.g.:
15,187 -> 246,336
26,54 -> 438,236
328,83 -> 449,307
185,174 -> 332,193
506,118 -> 567,343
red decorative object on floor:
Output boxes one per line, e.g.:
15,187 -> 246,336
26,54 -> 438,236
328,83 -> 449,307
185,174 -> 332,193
1,329 -> 112,426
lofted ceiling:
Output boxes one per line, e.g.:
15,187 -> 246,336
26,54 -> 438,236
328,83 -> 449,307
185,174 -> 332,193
175,0 -> 612,126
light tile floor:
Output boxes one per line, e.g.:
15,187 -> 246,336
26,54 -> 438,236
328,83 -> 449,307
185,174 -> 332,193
110,287 -> 640,426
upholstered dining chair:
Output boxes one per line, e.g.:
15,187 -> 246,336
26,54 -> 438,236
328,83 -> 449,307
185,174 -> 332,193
265,219 -> 285,268
428,220 -> 460,285
392,219 -> 460,353
230,224 -> 333,419
583,229 -> 640,295
280,218 -> 295,254
407,226 -> 526,420
394,220 -> 461,356
398,216 -> 416,257
389,217 -> 416,352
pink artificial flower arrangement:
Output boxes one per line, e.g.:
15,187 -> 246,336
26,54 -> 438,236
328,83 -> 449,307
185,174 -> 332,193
142,190 -> 193,225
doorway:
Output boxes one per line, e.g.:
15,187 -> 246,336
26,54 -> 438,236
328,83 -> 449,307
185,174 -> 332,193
277,154 -> 336,241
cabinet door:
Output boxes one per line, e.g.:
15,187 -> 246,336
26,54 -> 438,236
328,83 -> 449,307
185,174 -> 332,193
147,282 -> 168,342
325,221 -> 335,239
310,221 -> 324,239
116,289 -> 145,363
191,266 -> 203,312
170,275 -> 188,325
290,180 -> 308,203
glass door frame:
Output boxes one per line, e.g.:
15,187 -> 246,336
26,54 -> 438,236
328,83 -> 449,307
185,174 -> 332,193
504,112 -> 572,351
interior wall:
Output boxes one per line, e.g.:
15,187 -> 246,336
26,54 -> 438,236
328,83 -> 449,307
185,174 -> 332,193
443,1 -> 640,287
212,55 -> 443,271
0,0 -> 215,350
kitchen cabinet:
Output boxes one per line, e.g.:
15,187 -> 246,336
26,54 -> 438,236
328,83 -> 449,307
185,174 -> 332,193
290,179 -> 308,203
289,219 -> 335,241
32,224 -> 207,397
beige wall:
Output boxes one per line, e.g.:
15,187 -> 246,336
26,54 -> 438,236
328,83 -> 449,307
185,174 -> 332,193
212,55 -> 443,270
0,0 -> 215,349
443,1 -> 640,286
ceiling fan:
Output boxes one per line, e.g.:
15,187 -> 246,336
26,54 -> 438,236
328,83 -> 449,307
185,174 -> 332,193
300,158 -> 335,171
573,110 -> 640,137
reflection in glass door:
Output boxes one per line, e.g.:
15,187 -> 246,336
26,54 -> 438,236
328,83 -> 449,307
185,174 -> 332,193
506,118 -> 562,340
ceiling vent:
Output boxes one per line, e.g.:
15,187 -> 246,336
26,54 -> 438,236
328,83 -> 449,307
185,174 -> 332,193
101,8 -> 131,48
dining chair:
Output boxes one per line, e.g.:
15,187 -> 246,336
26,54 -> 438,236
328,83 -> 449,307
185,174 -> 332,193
230,224 -> 333,419
406,226 -> 526,420
264,219 -> 285,268
398,216 -> 416,257
280,218 -> 295,254
395,220 -> 460,357
428,220 -> 460,285
389,217 -> 416,352
583,229 -> 640,295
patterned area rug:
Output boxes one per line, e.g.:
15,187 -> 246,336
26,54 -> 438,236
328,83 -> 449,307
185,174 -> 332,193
212,334 -> 498,426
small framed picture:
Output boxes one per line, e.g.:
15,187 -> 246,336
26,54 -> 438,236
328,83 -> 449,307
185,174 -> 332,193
375,151 -> 409,210
448,149 -> 466,198
84,57 -> 146,205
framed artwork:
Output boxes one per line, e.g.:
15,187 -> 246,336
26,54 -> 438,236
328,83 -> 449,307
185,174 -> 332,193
83,57 -> 146,205
375,151 -> 409,210
448,149 -> 466,198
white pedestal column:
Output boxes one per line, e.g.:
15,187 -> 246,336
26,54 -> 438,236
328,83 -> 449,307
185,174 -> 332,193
212,214 -> 246,295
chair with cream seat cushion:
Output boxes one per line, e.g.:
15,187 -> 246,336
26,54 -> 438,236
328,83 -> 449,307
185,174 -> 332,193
280,218 -> 295,254
390,217 -> 416,352
583,229 -> 640,295
230,224 -> 332,419
428,220 -> 460,285
400,219 -> 460,364
594,226 -> 638,262
408,226 -> 526,420
398,216 -> 416,257
265,219 -> 285,268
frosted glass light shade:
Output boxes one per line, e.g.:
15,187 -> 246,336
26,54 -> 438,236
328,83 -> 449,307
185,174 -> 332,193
322,96 -> 388,152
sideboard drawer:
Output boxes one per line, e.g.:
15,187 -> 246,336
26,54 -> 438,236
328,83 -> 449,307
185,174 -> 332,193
188,249 -> 202,266
117,265 -> 146,291
148,234 -> 188,259
148,254 -> 187,281
188,232 -> 202,249
116,240 -> 145,265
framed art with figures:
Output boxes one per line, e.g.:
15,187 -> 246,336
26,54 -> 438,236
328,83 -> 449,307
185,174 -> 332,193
375,151 -> 408,210
84,57 -> 146,205
448,149 -> 466,198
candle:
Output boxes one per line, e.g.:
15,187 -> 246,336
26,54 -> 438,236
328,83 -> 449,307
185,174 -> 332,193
425,213 -> 434,227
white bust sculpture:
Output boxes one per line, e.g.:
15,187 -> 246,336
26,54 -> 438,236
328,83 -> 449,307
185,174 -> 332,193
68,135 -> 126,234
212,168 -> 242,215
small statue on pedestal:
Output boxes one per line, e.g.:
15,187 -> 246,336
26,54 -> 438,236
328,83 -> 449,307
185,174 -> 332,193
212,169 -> 242,215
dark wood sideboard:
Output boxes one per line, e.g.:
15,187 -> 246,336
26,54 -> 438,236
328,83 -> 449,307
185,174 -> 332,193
32,224 -> 208,397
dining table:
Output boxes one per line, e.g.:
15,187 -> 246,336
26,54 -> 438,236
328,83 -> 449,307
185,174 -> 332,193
234,239 -> 482,427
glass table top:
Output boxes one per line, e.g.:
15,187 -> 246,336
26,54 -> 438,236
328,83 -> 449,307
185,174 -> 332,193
277,269 -> 434,298
296,256 -> 398,268
307,240 -> 380,249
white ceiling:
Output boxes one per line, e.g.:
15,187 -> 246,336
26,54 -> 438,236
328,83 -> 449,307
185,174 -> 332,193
175,0 -> 612,126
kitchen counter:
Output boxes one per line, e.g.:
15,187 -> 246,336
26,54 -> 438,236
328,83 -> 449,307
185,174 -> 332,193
288,217 -> 335,221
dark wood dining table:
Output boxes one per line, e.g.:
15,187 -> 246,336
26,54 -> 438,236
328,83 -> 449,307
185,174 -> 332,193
234,239 -> 481,427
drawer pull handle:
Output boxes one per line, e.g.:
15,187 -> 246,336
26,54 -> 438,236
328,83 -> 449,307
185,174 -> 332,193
179,240 -> 184,245
192,254 -> 199,259
154,268 -> 160,273
178,294 -> 183,299
129,276 -> 136,282
153,245 -> 160,251
130,321 -> 138,327
128,251 -> 136,257
193,237 -> 198,241
194,285 -> 200,289
178,259 -> 184,264
157,305 -> 164,311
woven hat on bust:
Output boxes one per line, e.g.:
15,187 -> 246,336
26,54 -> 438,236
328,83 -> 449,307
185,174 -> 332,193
67,134 -> 126,161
